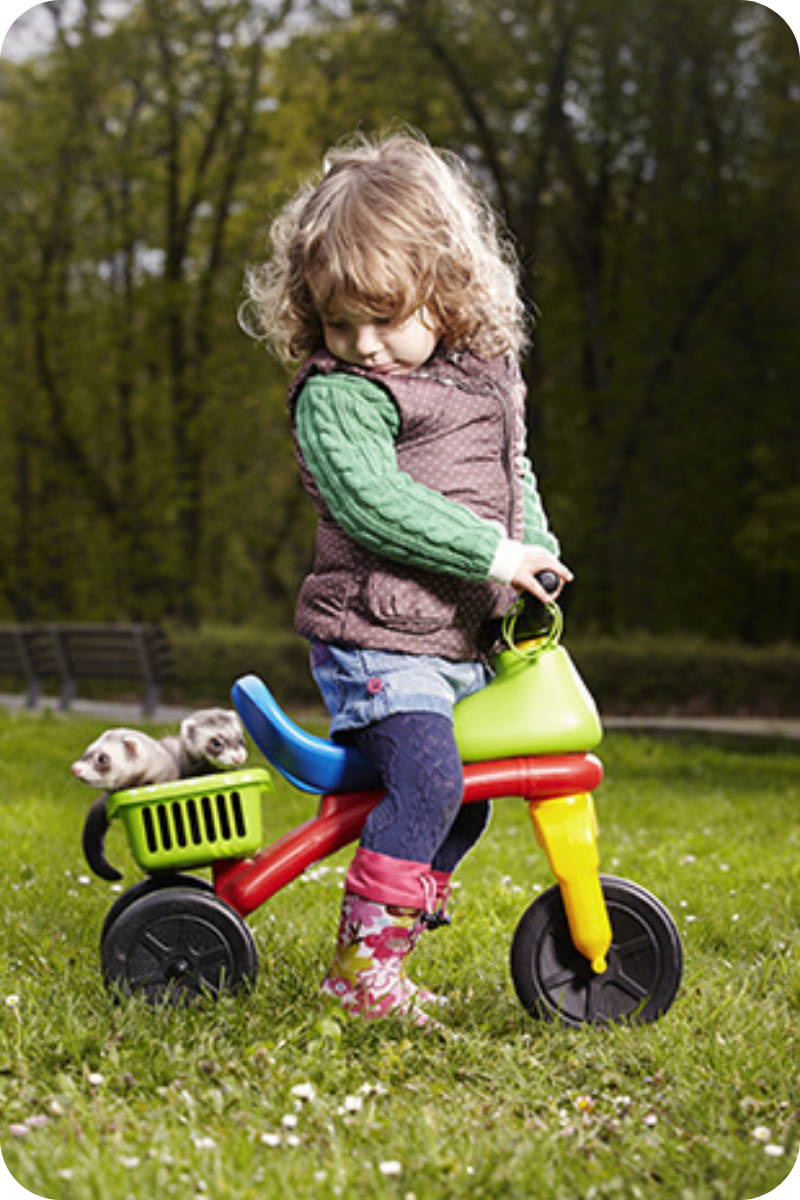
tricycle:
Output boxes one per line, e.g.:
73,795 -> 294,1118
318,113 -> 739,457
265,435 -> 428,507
83,580 -> 683,1027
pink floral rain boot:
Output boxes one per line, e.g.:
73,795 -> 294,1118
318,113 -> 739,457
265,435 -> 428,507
321,892 -> 446,1027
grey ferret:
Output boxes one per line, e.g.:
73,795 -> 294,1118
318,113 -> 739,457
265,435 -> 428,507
71,708 -> 248,791
159,708 -> 248,777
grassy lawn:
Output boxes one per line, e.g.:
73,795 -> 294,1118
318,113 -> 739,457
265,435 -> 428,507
1,708 -> 798,1200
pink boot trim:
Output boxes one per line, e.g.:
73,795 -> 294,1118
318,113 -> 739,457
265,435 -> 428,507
346,846 -> 437,912
431,870 -> 452,905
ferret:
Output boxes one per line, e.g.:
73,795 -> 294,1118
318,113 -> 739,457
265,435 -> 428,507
72,708 -> 248,792
71,729 -> 180,790
160,708 -> 248,777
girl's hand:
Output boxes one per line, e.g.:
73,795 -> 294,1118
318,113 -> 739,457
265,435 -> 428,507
511,548 -> 573,605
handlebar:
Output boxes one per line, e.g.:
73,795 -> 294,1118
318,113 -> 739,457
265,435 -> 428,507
510,570 -> 562,639
535,569 -> 560,596
482,569 -> 565,653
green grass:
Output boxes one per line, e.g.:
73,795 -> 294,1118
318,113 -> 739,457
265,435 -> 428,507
1,709 -> 798,1200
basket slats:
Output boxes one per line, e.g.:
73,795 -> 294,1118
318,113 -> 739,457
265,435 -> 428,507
106,768 -> 269,872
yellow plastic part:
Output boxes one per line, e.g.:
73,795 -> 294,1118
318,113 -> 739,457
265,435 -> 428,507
529,793 -> 611,974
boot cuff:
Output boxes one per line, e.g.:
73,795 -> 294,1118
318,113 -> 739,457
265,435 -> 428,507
346,846 -> 434,911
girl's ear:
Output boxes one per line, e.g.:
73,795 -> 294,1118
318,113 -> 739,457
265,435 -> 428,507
418,305 -> 441,337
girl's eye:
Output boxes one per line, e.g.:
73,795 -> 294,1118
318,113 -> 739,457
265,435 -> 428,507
323,315 -> 394,331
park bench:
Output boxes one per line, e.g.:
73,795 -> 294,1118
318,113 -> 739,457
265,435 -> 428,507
0,625 -> 57,708
0,623 -> 175,716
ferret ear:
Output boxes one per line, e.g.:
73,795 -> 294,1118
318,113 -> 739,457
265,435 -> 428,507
122,735 -> 141,759
180,716 -> 198,744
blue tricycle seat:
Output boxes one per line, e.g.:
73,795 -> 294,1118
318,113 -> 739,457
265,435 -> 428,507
231,674 -> 380,795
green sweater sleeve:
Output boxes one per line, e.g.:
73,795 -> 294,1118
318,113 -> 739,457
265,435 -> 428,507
294,373 -> 505,580
522,458 -> 560,555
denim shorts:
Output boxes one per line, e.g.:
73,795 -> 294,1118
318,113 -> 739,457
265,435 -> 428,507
310,640 -> 488,736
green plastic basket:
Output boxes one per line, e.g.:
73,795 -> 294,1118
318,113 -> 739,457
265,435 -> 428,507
106,768 -> 270,873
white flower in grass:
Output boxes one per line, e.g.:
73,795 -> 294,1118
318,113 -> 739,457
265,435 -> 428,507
9,1124 -> 29,1137
285,1134 -> 301,1147
753,1126 -> 771,1142
764,1144 -> 785,1157
290,1082 -> 316,1102
191,1135 -> 216,1150
378,1161 -> 402,1176
5,994 -> 20,1008
87,1072 -> 104,1087
642,1113 -> 658,1127
260,1132 -> 281,1147
281,1113 -> 299,1129
119,1155 -> 141,1169
342,1094 -> 363,1112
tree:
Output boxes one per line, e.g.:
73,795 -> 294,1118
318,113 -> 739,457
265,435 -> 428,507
2,0 -> 798,641
308,0 -> 800,638
0,0 -> 299,623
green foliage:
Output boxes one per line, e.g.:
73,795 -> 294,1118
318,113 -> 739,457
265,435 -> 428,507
1,714 -> 798,1198
158,624 -> 800,716
570,633 -> 800,717
4,623 -> 796,716
1,0 -> 799,642
167,623 -> 321,710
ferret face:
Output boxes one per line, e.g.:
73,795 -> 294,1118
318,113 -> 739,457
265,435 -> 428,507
181,709 -> 248,769
71,730 -> 150,789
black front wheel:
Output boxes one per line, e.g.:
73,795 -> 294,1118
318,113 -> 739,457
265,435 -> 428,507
101,886 -> 258,1006
510,875 -> 683,1026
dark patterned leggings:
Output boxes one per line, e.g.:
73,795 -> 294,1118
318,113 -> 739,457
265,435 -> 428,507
343,711 -> 490,873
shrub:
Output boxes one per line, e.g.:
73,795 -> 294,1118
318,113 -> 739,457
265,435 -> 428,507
164,625 -> 800,717
569,633 -> 800,716
166,624 -> 321,710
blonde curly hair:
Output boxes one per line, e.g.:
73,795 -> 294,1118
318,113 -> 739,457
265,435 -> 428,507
241,130 -> 530,364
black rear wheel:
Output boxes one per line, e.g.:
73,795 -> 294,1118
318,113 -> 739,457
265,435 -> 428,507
100,873 -> 214,947
510,875 -> 683,1026
101,886 -> 258,1006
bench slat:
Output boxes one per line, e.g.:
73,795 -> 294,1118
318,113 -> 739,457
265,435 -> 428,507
0,623 -> 174,716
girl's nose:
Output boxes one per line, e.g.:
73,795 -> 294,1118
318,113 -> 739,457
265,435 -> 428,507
354,324 -> 381,356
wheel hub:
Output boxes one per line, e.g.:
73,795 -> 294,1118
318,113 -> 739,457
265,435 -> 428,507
167,955 -> 193,980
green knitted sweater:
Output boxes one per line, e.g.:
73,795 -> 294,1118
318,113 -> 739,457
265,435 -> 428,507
294,372 -> 558,583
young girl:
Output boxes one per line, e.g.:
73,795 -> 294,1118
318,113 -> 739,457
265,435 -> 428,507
243,130 -> 572,1026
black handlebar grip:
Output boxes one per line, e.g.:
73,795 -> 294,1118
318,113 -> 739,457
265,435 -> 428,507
535,569 -> 560,595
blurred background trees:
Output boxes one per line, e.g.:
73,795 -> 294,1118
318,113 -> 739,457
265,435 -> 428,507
1,0 -> 798,642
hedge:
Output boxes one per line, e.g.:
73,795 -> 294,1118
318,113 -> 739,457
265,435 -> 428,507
165,625 -> 800,719
568,634 -> 800,717
167,625 -> 321,711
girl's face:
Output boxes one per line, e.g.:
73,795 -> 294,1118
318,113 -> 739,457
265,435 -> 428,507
320,307 -> 438,375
